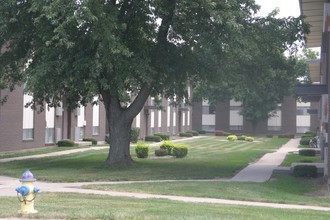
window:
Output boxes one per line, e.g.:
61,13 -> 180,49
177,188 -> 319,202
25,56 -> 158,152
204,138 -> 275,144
268,110 -> 281,131
23,94 -> 34,140
92,97 -> 100,135
45,104 -> 55,144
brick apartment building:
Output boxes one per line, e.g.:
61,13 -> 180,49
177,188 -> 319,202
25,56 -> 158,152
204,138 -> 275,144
0,85 -> 192,152
192,97 -> 319,135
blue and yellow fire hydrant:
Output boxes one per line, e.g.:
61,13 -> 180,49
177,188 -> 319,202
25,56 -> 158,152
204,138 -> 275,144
15,170 -> 39,214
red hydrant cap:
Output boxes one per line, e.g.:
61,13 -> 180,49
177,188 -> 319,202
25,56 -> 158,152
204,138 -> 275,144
19,169 -> 36,182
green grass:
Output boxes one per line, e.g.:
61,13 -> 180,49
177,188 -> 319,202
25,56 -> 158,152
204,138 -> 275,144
1,193 -> 330,220
0,146 -> 89,159
281,152 -> 322,167
83,175 -> 330,207
0,137 -> 287,182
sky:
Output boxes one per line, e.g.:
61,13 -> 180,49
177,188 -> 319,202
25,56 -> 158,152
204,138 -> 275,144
254,0 -> 301,17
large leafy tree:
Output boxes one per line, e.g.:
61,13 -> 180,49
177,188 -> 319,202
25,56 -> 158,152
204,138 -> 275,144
0,1 -> 307,165
194,10 -> 309,133
0,0 -> 256,165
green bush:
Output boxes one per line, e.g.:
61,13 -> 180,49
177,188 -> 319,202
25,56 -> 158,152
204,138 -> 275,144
278,134 -> 295,138
293,165 -> 318,178
130,127 -> 140,143
304,131 -> 316,136
145,135 -> 162,142
299,149 -> 316,156
245,136 -> 254,142
198,130 -> 206,134
186,131 -> 199,136
227,135 -> 238,141
57,140 -> 75,147
266,134 -> 274,138
300,137 -> 311,146
237,135 -> 247,141
179,132 -> 193,137
83,138 -> 97,145
154,133 -> 170,140
135,142 -> 150,158
159,141 -> 175,155
155,149 -> 167,157
172,144 -> 189,158
302,134 -> 315,139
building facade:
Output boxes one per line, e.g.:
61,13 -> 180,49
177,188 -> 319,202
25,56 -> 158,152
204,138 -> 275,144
298,0 -> 330,179
192,97 -> 319,135
0,86 -> 192,152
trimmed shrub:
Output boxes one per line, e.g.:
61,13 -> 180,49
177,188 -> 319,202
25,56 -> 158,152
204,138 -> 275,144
278,134 -> 295,138
172,144 -> 189,158
237,135 -> 247,141
159,141 -> 175,155
145,135 -> 162,142
302,134 -> 315,139
135,142 -> 150,158
198,130 -> 206,134
299,149 -> 316,157
304,131 -> 316,136
293,165 -> 318,178
83,138 -> 97,145
179,132 -> 193,137
155,149 -> 167,157
130,128 -> 140,143
245,136 -> 254,142
57,140 -> 75,147
186,131 -> 199,136
227,135 -> 238,141
300,137 -> 311,146
154,133 -> 170,140
266,134 -> 274,138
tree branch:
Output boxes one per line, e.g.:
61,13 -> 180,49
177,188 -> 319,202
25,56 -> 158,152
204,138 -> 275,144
125,83 -> 152,120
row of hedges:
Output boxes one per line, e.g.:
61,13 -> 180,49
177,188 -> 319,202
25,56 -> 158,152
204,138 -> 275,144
179,131 -> 199,137
145,133 -> 170,142
58,138 -> 98,147
300,131 -> 317,146
158,141 -> 189,158
293,165 -> 318,178
135,141 -> 189,158
227,135 -> 254,142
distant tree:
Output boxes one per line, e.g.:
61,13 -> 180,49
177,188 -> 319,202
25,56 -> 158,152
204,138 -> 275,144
194,10 -> 310,133
1,0 -> 266,166
294,48 -> 319,84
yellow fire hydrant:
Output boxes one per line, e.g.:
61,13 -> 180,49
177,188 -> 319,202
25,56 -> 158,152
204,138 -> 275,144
15,169 -> 39,214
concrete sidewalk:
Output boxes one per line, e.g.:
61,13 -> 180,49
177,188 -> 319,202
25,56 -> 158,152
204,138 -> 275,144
1,175 -> 330,212
231,138 -> 300,182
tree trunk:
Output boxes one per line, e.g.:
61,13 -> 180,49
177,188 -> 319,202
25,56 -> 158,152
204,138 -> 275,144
102,84 -> 152,167
104,97 -> 134,166
106,114 -> 134,166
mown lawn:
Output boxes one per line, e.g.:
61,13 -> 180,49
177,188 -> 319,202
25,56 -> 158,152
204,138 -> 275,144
0,136 -> 287,182
1,193 -> 330,220
83,175 -> 330,207
1,136 -> 330,219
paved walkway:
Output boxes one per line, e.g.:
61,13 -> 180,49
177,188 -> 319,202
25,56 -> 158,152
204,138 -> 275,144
2,137 -> 330,213
231,138 -> 300,182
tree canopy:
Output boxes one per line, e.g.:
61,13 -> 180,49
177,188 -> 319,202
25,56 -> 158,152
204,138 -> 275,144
0,0 -> 309,165
193,9 -> 310,132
